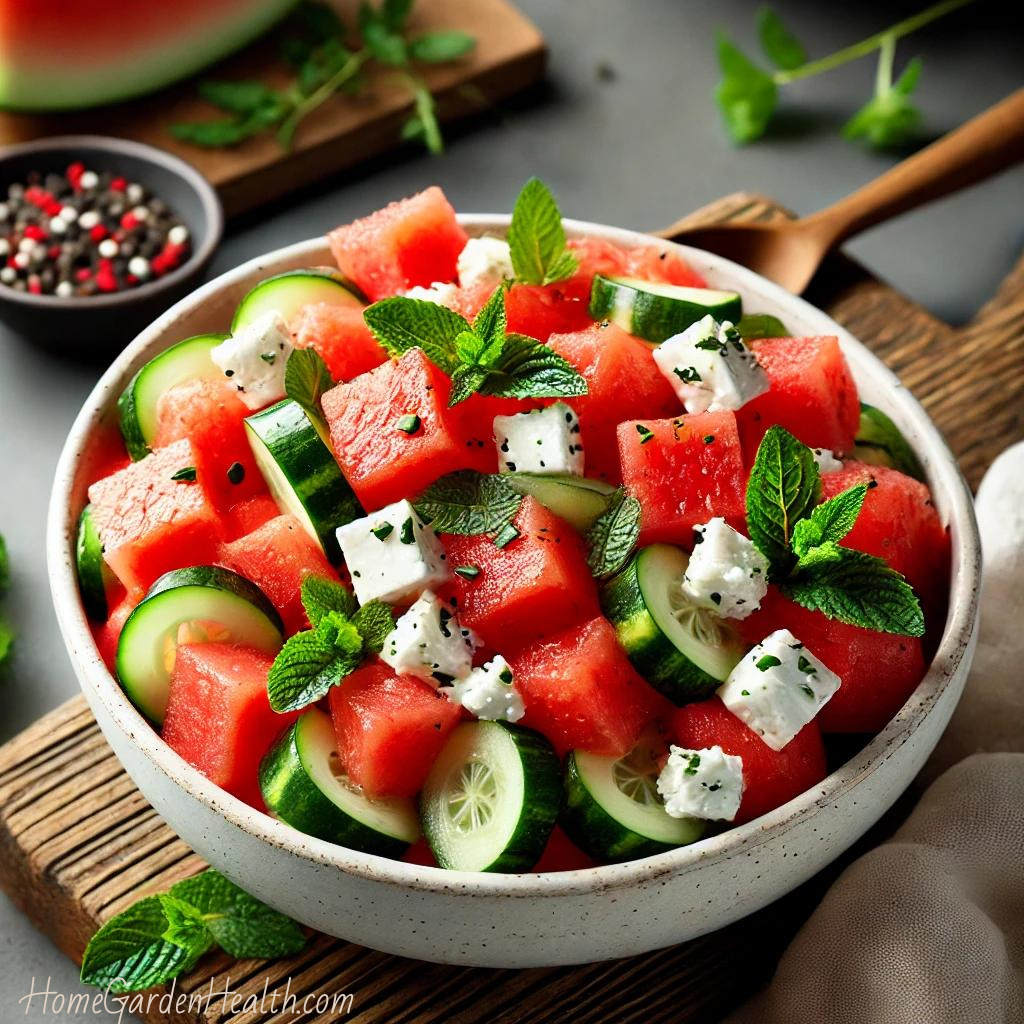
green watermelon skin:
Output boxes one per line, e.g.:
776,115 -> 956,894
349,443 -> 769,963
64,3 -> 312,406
0,0 -> 299,111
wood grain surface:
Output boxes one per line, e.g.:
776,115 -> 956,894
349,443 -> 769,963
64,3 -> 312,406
0,0 -> 546,216
0,193 -> 1020,1023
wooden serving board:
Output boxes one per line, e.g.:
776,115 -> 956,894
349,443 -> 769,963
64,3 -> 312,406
1,194 -> 1021,1024
0,0 -> 546,217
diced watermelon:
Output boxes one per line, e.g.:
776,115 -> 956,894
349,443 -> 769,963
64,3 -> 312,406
328,187 -> 467,301
669,696 -> 827,825
618,411 -> 747,547
91,592 -> 136,673
328,663 -> 463,798
162,643 -> 298,808
87,438 -> 224,598
533,826 -> 598,872
291,302 -> 388,382
440,496 -> 600,649
321,348 -> 486,510
510,616 -> 666,757
152,377 -> 263,512
623,245 -> 706,288
218,515 -> 338,635
224,493 -> 281,541
453,279 -> 594,341
81,423 -> 131,485
549,322 -> 682,483
402,837 -> 440,867
737,336 -> 860,457
738,588 -> 926,734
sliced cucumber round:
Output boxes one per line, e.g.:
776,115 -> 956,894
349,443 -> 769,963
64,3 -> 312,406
734,312 -> 789,340
421,721 -> 561,873
117,566 -> 283,725
260,709 -> 419,858
854,403 -> 925,481
601,543 -> 745,705
117,334 -> 226,460
232,268 -> 364,332
589,275 -> 742,344
245,399 -> 362,563
562,743 -> 705,862
76,505 -> 114,621
504,473 -> 617,532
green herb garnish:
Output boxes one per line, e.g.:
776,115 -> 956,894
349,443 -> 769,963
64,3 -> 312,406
396,413 -> 421,434
415,470 -> 523,541
284,347 -> 334,433
636,424 -> 655,444
371,522 -> 394,541
454,564 -> 481,580
506,177 -> 578,286
756,654 -> 782,671
585,487 -> 642,581
171,466 -> 197,482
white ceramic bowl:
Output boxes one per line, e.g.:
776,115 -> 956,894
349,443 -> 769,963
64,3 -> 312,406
47,216 -> 980,968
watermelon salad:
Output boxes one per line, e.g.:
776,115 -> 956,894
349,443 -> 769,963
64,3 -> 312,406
76,180 -> 950,874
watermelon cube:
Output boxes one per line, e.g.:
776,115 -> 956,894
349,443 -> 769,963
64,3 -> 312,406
618,411 -> 747,547
291,302 -> 388,383
440,496 -> 600,650
328,187 -> 467,301
509,616 -> 667,757
328,663 -> 463,798
623,245 -> 706,288
87,438 -> 224,598
91,592 -> 136,674
224,493 -> 281,541
162,643 -> 299,808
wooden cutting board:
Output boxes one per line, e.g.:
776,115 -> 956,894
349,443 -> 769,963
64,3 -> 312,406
0,0 -> 546,217
1,194 -> 1021,1024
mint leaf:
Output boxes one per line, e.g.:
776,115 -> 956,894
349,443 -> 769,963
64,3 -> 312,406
745,426 -> 821,576
449,363 -> 492,406
507,178 -> 578,286
300,575 -> 358,628
735,313 -> 789,340
472,286 -> 508,349
362,298 -> 467,373
351,600 -> 395,653
409,31 -> 475,63
0,533 -> 8,594
80,897 -> 209,994
715,34 -> 778,144
198,80 -> 285,115
844,54 -> 923,149
782,548 -> 925,636
792,484 -> 868,558
360,14 -> 407,66
285,349 -> 335,432
170,871 -> 306,960
481,334 -> 588,400
379,0 -> 413,31
586,488 -> 642,580
414,470 -> 523,536
158,895 -> 212,951
757,7 -> 806,71
266,614 -> 363,713
170,118 -> 268,148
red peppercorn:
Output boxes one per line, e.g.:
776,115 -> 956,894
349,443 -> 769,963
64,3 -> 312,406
120,212 -> 139,231
24,224 -> 47,242
66,163 -> 85,185
27,277 -> 42,295
47,245 -> 62,260
95,259 -> 117,292
75,268 -> 92,282
110,177 -> 127,192
89,224 -> 108,243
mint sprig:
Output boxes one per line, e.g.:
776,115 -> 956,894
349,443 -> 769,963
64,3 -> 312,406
267,576 -> 394,712
285,348 -> 335,433
585,488 -> 642,580
80,870 -> 306,994
414,470 -> 523,538
506,178 -> 578,286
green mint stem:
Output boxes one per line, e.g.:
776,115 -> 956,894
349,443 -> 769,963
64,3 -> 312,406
875,33 -> 896,94
772,0 -> 973,85
277,50 -> 369,148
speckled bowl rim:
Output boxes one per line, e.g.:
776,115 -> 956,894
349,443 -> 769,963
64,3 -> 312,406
48,214 -> 980,899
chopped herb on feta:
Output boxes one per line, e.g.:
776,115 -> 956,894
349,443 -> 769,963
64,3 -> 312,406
446,655 -> 525,722
210,310 -> 293,411
457,236 -> 514,290
380,590 -> 478,685
682,517 -> 769,620
656,744 -> 744,821
493,402 -> 584,475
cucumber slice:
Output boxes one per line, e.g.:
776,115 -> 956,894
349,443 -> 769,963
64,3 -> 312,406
232,268 -> 364,332
116,566 -> 283,725
734,313 -> 789,340
562,743 -> 705,862
854,403 -> 925,481
245,399 -> 362,562
601,543 -> 745,705
589,275 -> 742,344
76,505 -> 114,621
117,334 -> 226,460
504,473 -> 617,532
260,708 -> 419,858
421,721 -> 561,873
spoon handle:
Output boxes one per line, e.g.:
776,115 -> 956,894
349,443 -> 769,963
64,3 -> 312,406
803,88 -> 1024,246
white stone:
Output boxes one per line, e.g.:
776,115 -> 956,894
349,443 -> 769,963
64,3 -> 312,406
682,518 -> 769,620
380,590 -> 476,685
447,656 -> 525,722
494,402 -> 584,475
657,745 -> 744,821
457,236 -> 514,289
210,311 -> 293,411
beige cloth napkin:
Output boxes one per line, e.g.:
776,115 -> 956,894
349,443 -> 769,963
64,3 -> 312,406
727,442 -> 1024,1024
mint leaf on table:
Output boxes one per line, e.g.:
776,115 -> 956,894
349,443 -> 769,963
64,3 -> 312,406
198,80 -> 286,115
300,574 -> 358,627
585,488 -> 642,580
715,33 -> 778,144
409,31 -> 475,63
414,470 -> 523,537
757,7 -> 806,71
734,313 -> 789,340
0,534 -> 8,593
843,54 -> 924,149
479,334 -> 589,401
158,895 -> 213,951
362,298 -> 466,374
746,425 -> 821,578
285,348 -> 335,431
791,483 -> 868,560
506,178 -> 579,286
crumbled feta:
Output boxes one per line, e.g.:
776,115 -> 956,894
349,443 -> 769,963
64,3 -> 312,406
657,745 -> 744,821
493,402 -> 584,475
717,628 -> 842,751
403,281 -> 459,306
682,518 -> 769,620
447,656 -> 525,722
380,590 -> 477,685
653,314 -> 769,414
335,499 -> 449,605
211,311 -> 293,411
457,236 -> 514,289
812,448 -> 843,473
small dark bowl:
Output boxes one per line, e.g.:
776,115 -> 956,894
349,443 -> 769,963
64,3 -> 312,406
0,135 -> 223,361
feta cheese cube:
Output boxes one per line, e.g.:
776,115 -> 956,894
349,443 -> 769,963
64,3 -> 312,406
457,236 -> 514,290
493,402 -> 584,475
717,628 -> 842,751
657,744 -> 744,821
380,590 -> 477,684
447,655 -> 525,722
653,315 -> 769,414
682,517 -> 769,620
211,311 -> 293,411
812,448 -> 843,473
335,499 -> 449,605
403,282 -> 459,306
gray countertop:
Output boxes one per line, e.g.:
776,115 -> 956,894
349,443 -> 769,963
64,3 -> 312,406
1,1 -> 1021,1019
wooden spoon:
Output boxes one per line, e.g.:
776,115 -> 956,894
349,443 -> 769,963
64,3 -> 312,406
657,88 -> 1024,294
